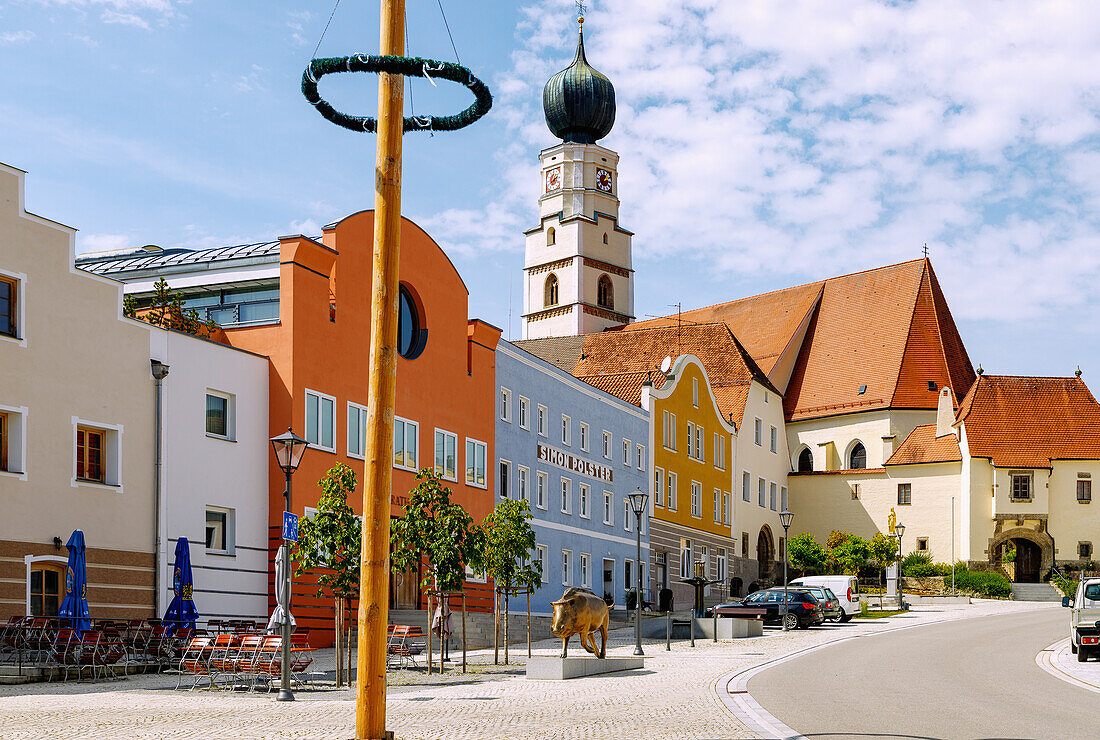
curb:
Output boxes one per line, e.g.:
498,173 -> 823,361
1035,637 -> 1100,694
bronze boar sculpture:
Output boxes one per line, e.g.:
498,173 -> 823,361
550,587 -> 611,659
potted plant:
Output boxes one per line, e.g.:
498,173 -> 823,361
625,589 -> 638,611
603,591 -> 614,607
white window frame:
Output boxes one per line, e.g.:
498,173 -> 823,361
518,465 -> 530,502
205,389 -> 235,442
695,425 -> 704,463
603,491 -> 613,525
304,388 -> 337,453
347,401 -> 368,459
662,410 -> 670,449
723,492 -> 731,525
465,437 -> 487,489
700,545 -> 709,578
713,488 -> 722,523
603,430 -> 612,459
758,477 -> 766,508
560,477 -> 572,514
668,472 -> 678,511
500,387 -> 512,423
717,548 -> 727,582
770,425 -> 778,454
562,549 -> 573,586
0,404 -> 28,480
781,486 -> 788,511
691,480 -> 702,518
769,481 -> 778,511
754,417 -> 763,447
680,539 -> 692,579
205,506 -> 236,555
624,499 -> 633,532
580,422 -> 589,452
579,483 -> 590,519
636,443 -> 645,470
434,428 -> 458,482
653,466 -> 664,506
622,438 -> 631,466
393,416 -> 419,472
536,471 -> 548,509
499,458 -> 512,499
742,471 -> 751,502
71,417 -> 123,492
0,268 -> 27,348
537,404 -> 548,437
687,422 -> 695,458
536,545 -> 549,584
668,412 -> 677,450
580,553 -> 591,589
692,377 -> 699,407
518,396 -> 530,430
562,414 -> 571,446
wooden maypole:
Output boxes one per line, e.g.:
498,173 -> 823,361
356,0 -> 404,737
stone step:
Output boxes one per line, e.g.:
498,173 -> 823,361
1010,583 -> 1063,602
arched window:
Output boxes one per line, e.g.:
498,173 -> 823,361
849,442 -> 866,469
602,232 -> 608,244
545,274 -> 559,307
546,227 -> 556,246
597,274 -> 614,310
797,447 -> 813,472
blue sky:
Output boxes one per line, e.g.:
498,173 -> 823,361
2,0 -> 1098,380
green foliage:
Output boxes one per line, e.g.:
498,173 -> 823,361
787,533 -> 827,573
953,570 -> 1012,598
128,277 -> 217,338
867,533 -> 900,568
1052,574 -> 1079,598
825,531 -> 869,575
1003,546 -> 1017,563
292,463 -> 361,601
390,469 -> 486,593
483,498 -> 541,595
826,530 -> 851,549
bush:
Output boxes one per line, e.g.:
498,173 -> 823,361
952,570 -> 1012,598
1052,575 -> 1078,598
901,552 -> 933,576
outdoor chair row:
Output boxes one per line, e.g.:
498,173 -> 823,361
175,633 -> 315,692
386,624 -> 426,669
0,616 -> 198,672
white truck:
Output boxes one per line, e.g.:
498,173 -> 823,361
1063,577 -> 1100,663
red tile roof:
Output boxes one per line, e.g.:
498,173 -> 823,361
956,375 -> 1100,467
887,424 -> 962,466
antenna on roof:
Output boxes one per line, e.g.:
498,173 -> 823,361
922,243 -> 929,259
669,302 -> 682,354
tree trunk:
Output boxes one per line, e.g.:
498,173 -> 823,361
493,587 -> 499,665
335,596 -> 344,688
503,587 -> 510,665
346,599 -> 353,685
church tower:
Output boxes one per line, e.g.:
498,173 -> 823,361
521,18 -> 634,340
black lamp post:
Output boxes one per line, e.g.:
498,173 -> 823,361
270,427 -> 308,701
894,522 -> 905,609
628,488 -> 649,657
779,509 -> 794,631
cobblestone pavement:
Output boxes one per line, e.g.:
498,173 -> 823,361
0,600 -> 1055,740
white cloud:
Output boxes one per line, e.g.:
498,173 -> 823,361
286,10 -> 313,47
433,0 -> 1100,329
78,233 -> 132,254
0,31 -> 36,45
31,0 -> 179,28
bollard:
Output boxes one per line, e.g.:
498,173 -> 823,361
713,610 -> 718,642
689,613 -> 695,647
665,610 -> 671,651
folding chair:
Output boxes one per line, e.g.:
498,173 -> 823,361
175,636 -> 214,691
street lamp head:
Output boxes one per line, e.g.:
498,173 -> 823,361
628,488 -> 649,516
270,427 -> 309,473
779,509 -> 794,530
894,522 -> 905,540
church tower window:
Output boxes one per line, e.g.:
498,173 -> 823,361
545,274 -> 559,307
547,227 -> 556,246
797,447 -> 813,472
849,442 -> 866,470
602,232 -> 608,244
597,274 -> 614,310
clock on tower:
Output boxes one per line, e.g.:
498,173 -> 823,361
595,167 -> 612,193
545,167 -> 562,193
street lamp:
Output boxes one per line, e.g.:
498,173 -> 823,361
779,509 -> 794,631
894,522 -> 906,609
270,427 -> 309,701
628,488 -> 649,657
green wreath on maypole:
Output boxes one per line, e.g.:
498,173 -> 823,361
302,55 -> 492,133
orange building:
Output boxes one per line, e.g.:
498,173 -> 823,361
81,211 -> 500,645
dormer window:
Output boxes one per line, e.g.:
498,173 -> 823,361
858,385 -> 867,395
927,381 -> 938,391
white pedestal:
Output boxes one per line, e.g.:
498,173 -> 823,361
526,656 -> 645,680
693,617 -> 764,639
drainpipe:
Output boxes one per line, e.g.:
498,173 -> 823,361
150,360 -> 170,617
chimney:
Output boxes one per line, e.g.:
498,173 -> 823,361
936,387 -> 954,438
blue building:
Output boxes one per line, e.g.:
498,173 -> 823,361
496,340 -> 650,615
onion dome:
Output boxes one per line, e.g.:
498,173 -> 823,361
543,18 -> 616,144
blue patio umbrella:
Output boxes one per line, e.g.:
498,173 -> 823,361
163,537 -> 199,632
58,530 -> 91,633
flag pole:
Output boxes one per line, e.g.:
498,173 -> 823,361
356,0 -> 404,737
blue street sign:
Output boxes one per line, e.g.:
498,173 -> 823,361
282,511 -> 299,542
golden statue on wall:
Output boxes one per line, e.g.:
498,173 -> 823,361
888,507 -> 897,534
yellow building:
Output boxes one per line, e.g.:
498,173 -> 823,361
642,355 -> 736,609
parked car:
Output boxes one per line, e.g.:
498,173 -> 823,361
801,586 -> 842,622
789,576 -> 860,622
711,588 -> 823,630
1063,577 -> 1100,662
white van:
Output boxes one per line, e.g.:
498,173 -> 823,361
788,576 -> 860,622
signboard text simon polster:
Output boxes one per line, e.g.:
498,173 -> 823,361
537,442 -> 614,483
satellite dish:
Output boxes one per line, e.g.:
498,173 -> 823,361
660,356 -> 672,374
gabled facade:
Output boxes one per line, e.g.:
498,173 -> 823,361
495,340 -> 648,614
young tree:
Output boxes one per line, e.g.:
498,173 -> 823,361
867,532 -> 900,587
787,533 -> 827,575
827,532 -> 870,576
483,498 -> 542,664
125,277 -> 217,338
292,463 -> 361,687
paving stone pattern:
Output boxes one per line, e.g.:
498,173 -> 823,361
0,600 -> 1054,740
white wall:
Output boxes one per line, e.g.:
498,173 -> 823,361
151,328 -> 269,621
733,381 -> 790,567
787,408 -> 935,471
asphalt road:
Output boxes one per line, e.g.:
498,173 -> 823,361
748,607 -> 1087,740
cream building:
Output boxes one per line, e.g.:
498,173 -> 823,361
0,162 -> 156,621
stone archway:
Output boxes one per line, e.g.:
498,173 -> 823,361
757,526 -> 775,583
989,519 -> 1054,581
